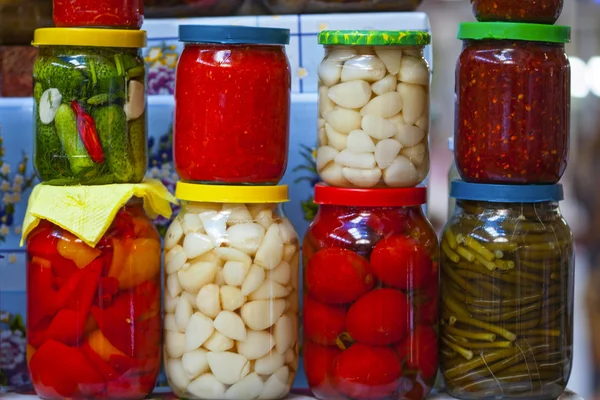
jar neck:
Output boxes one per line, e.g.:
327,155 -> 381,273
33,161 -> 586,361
463,39 -> 565,49
316,204 -> 425,217
324,44 -> 424,57
454,199 -> 562,220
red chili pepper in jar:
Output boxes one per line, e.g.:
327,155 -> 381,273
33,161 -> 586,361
71,101 -> 104,164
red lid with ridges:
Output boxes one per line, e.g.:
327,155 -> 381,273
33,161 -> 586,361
314,183 -> 427,207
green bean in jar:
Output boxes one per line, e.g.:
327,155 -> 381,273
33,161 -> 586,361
440,181 -> 573,400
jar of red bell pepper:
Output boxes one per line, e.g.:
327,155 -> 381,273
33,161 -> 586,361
53,0 -> 143,29
25,199 -> 162,399
472,0 -> 564,24
303,183 -> 439,400
455,22 -> 571,184
174,25 -> 291,185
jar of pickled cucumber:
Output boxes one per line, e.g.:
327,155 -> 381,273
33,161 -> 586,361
25,199 -> 162,399
32,28 -> 147,185
163,183 -> 300,399
303,184 -> 439,400
440,181 -> 574,399
316,30 -> 431,189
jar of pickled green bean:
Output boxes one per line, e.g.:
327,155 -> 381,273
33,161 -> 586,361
440,181 -> 574,400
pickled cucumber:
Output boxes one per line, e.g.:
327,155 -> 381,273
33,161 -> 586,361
54,104 -> 95,175
129,117 -> 147,182
93,104 -> 135,183
34,57 -> 88,100
33,109 -> 70,181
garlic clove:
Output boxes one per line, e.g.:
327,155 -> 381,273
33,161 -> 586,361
196,283 -> 221,319
236,330 -> 275,360
254,224 -> 284,270
182,232 -> 214,259
225,372 -> 264,400
177,261 -> 218,293
223,260 -> 251,287
398,56 -> 430,86
255,352 -> 286,376
39,88 -> 62,124
198,210 -> 227,247
341,55 -> 387,82
371,74 -> 398,96
375,47 -> 402,75
164,218 -> 183,250
184,312 -> 214,351
220,285 -> 247,311
166,358 -> 190,391
226,223 -> 266,256
269,261 -> 291,285
203,330 -> 234,352
213,310 -> 247,341
187,373 -> 226,399
397,82 -> 427,125
383,155 -> 419,187
325,123 -> 348,151
362,115 -> 397,140
124,80 -> 146,121
342,167 -> 382,188
259,366 -> 289,400
346,130 -> 376,154
175,295 -> 194,332
328,80 -> 372,109
207,351 -> 251,385
241,264 -> 266,296
241,299 -> 286,331
274,314 -> 294,355
165,330 -> 186,358
374,138 -> 403,169
317,58 -> 342,87
320,162 -> 350,187
182,348 -> 209,380
360,91 -> 403,118
334,149 -> 376,169
323,108 -> 362,134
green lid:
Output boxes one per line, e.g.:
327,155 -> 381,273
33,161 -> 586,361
318,30 -> 431,46
458,22 -> 570,43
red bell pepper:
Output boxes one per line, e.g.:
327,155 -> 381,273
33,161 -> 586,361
28,315 -> 53,349
27,221 -> 59,258
96,276 -> 120,308
28,257 -> 58,327
44,309 -> 87,346
64,259 -> 103,314
81,342 -> 118,381
71,101 -> 104,164
29,340 -> 104,398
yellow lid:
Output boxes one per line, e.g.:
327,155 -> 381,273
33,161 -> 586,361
176,182 -> 289,204
32,28 -> 147,48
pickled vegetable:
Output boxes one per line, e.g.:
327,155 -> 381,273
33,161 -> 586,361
162,187 -> 300,399
53,0 -> 143,29
440,183 -> 574,399
26,202 -> 162,400
472,0 -> 564,24
316,31 -> 431,189
303,185 -> 439,400
32,29 -> 147,185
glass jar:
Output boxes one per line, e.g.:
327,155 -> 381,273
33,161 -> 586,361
455,23 -> 571,185
260,0 -> 422,14
32,28 -> 148,185
472,0 -> 563,24
53,0 -> 143,29
303,184 -> 439,400
26,199 -> 162,399
316,30 -> 431,189
163,183 -> 300,399
440,181 -> 574,399
144,0 -> 243,18
174,26 -> 291,185
448,137 -> 459,218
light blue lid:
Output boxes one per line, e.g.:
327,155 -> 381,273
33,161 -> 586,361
179,25 -> 290,45
450,180 -> 563,203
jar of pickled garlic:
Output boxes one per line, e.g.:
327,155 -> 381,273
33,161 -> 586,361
316,30 -> 431,189
32,28 -> 148,185
455,22 -> 571,184
472,0 -> 564,24
25,199 -> 162,399
163,183 -> 300,399
53,0 -> 143,29
440,181 -> 574,399
303,183 -> 439,400
174,26 -> 291,185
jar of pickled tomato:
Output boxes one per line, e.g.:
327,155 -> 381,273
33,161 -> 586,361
174,25 -> 291,185
455,22 -> 570,184
163,183 -> 300,399
26,199 -> 162,399
472,0 -> 564,24
316,30 -> 431,189
440,181 -> 574,399
53,0 -> 143,29
303,183 -> 439,400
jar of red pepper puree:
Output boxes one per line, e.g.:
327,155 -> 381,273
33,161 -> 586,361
25,200 -> 161,399
303,184 -> 439,400
455,22 -> 571,184
472,0 -> 564,24
174,25 -> 291,185
53,0 -> 143,29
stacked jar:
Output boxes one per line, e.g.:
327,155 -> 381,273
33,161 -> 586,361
21,1 -> 176,398
440,4 -> 574,399
305,30 -> 439,400
163,25 -> 301,400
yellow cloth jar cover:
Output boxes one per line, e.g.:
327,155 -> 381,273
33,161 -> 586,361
20,179 -> 178,247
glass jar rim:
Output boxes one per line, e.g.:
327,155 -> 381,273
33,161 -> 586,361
32,28 -> 146,48
458,22 -> 570,44
179,25 -> 290,45
450,180 -> 564,203
318,30 -> 431,46
314,183 -> 426,207
175,182 -> 289,204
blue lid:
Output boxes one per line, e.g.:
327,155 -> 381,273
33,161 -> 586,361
179,25 -> 290,45
450,180 -> 564,203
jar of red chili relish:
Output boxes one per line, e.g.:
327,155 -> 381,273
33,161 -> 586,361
472,0 -> 564,24
53,0 -> 143,29
174,25 -> 291,185
455,22 -> 570,184
303,183 -> 439,400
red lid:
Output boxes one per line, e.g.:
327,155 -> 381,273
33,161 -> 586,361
314,183 -> 427,207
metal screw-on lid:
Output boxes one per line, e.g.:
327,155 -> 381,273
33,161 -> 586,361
450,180 -> 564,203
179,25 -> 290,45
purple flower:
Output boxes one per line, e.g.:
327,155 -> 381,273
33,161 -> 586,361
1,329 -> 26,372
148,66 -> 176,95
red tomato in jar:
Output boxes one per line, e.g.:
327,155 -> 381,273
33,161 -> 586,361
366,208 -> 408,237
304,296 -> 347,346
333,343 -> 402,399
346,288 -> 411,346
304,341 -> 341,397
306,248 -> 375,304
370,235 -> 433,291
309,208 -> 355,249
415,281 -> 438,325
395,326 -> 438,379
